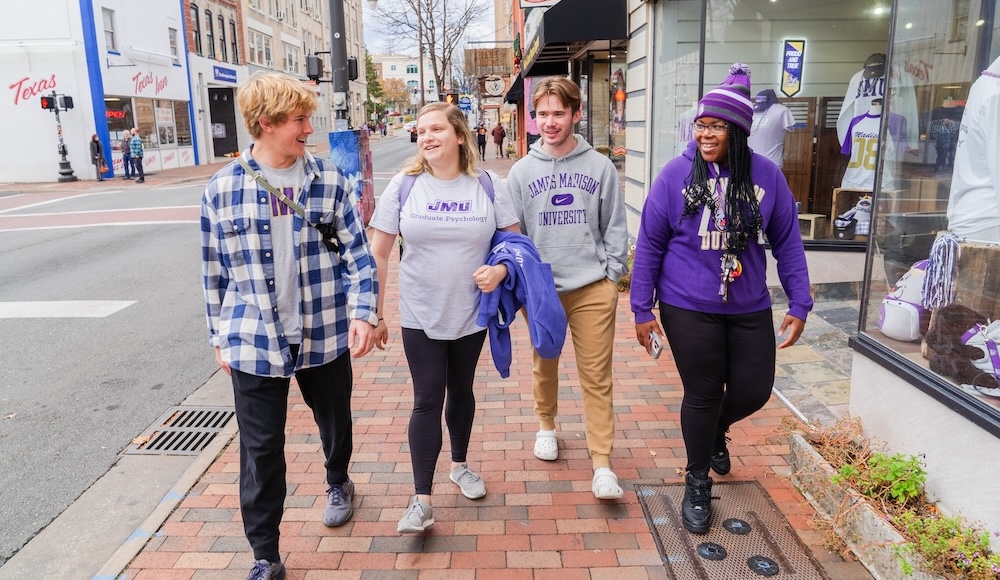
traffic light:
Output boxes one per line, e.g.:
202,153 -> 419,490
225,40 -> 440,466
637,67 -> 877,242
58,95 -> 74,110
306,54 -> 324,81
347,56 -> 358,81
40,95 -> 56,110
444,92 -> 459,105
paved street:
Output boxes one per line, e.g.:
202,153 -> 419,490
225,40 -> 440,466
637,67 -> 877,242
0,183 -> 219,566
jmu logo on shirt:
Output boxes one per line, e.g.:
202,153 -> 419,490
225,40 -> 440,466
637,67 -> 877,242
270,188 -> 297,217
427,199 -> 472,213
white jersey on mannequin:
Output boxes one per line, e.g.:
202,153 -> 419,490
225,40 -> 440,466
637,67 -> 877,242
947,57 -> 1000,243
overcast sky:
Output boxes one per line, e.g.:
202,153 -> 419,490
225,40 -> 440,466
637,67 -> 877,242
361,0 -> 496,56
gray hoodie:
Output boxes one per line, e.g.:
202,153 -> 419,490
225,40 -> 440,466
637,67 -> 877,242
507,135 -> 629,293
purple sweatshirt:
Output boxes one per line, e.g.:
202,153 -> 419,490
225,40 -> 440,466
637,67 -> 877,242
630,141 -> 813,323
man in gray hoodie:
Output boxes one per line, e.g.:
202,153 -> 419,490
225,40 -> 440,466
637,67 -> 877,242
506,76 -> 629,500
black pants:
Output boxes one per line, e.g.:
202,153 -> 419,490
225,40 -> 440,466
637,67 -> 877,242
133,156 -> 144,180
660,304 -> 775,475
231,349 -> 353,561
477,141 -> 486,159
401,328 -> 486,495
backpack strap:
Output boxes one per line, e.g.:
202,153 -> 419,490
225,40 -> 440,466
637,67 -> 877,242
398,171 -> 494,211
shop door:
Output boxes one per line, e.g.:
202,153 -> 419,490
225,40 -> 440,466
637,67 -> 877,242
779,97 -> 815,211
209,88 -> 238,157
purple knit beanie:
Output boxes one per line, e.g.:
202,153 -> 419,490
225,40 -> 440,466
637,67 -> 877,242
696,63 -> 753,134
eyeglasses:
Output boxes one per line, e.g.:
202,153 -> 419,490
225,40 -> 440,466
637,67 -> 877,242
692,122 -> 727,135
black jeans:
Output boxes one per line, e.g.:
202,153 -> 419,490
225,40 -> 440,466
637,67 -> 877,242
660,304 -> 775,475
401,328 -> 486,495
133,156 -> 144,180
231,348 -> 353,561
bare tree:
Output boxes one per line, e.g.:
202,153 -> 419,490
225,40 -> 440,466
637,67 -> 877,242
372,0 -> 490,95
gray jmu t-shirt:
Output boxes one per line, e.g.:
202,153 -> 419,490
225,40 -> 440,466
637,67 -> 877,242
369,170 -> 519,340
257,158 -> 306,344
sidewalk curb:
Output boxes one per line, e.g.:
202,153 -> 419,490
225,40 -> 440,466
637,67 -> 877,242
90,415 -> 239,580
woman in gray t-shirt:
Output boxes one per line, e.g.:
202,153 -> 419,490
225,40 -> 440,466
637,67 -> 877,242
369,102 -> 520,534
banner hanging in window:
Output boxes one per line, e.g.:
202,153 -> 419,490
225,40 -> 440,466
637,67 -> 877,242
781,40 -> 805,97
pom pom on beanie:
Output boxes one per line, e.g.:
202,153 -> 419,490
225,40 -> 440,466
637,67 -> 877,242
696,63 -> 753,134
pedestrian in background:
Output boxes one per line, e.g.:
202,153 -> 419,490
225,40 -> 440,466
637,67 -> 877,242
506,77 -> 630,501
476,123 -> 488,160
368,102 -> 520,534
492,122 -> 506,158
201,72 -> 379,580
120,133 -> 133,180
129,128 -> 145,183
89,134 -> 106,181
629,63 -> 812,535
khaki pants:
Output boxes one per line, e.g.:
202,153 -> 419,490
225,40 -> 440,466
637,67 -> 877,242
533,277 -> 618,469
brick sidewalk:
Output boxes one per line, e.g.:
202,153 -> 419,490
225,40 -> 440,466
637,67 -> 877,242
120,241 -> 868,579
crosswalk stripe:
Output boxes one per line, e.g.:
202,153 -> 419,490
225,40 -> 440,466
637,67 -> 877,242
0,301 -> 137,318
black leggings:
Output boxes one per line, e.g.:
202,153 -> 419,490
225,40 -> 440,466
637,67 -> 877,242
402,328 -> 487,495
660,304 -> 776,475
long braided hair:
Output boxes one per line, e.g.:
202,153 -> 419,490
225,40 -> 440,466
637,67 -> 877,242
681,122 -> 761,256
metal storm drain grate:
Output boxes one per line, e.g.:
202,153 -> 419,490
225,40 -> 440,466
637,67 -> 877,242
636,482 -> 829,579
125,406 -> 235,456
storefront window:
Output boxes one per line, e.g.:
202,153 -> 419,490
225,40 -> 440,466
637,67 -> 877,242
650,0 -> 701,173
173,100 -> 192,146
104,97 -> 134,150
862,0 -> 1000,414
651,0 -> 899,244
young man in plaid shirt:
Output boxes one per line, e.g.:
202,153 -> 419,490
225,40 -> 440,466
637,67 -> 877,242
201,72 -> 379,580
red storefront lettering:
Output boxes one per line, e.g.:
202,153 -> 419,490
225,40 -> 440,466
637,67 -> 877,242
133,71 -> 154,94
9,74 -> 57,105
133,71 -> 170,95
905,59 -> 933,83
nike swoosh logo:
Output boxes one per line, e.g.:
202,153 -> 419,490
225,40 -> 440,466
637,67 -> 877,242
551,194 -> 574,206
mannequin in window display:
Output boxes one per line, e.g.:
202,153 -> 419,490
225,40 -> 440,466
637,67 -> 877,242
928,97 -> 964,175
947,56 -> 1000,243
840,99 -> 906,191
837,53 -> 918,157
747,89 -> 795,168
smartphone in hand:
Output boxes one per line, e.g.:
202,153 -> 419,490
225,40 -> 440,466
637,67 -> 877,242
648,330 -> 663,359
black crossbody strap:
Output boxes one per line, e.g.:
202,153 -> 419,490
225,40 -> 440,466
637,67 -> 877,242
237,156 -> 307,218
236,156 -> 341,254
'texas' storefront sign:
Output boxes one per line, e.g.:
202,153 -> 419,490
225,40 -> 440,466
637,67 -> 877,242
9,74 -> 57,106
132,70 -> 169,96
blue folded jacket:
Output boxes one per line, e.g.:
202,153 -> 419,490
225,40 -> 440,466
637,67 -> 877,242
477,231 -> 567,378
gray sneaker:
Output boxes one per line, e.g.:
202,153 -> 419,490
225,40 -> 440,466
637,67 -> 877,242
397,496 -> 434,533
247,559 -> 285,580
323,480 -> 354,527
449,463 -> 486,499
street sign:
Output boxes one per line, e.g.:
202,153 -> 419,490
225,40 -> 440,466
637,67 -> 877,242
458,96 -> 472,112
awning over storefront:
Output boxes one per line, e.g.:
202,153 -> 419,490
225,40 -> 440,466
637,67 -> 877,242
521,0 -> 628,78
504,74 -> 524,103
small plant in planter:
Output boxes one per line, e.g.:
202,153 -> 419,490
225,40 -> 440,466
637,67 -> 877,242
616,244 -> 635,292
788,417 -> 1000,579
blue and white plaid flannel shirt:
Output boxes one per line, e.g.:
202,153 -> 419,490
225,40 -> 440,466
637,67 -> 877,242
201,147 -> 379,378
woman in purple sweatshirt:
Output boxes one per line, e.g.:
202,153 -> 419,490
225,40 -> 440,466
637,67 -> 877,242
630,64 -> 813,535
